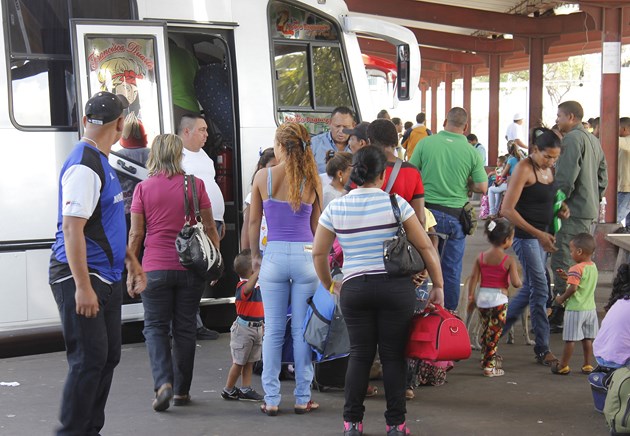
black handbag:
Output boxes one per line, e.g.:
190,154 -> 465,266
383,194 -> 425,276
175,175 -> 224,281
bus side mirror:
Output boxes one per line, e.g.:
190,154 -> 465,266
397,44 -> 410,101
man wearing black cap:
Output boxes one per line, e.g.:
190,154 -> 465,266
343,121 -> 369,153
49,92 -> 146,436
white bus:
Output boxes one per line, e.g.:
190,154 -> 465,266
0,0 -> 419,333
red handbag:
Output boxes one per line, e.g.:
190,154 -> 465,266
406,305 -> 472,361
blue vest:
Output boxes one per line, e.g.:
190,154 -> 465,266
50,142 -> 126,283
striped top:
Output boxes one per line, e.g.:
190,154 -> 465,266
235,280 -> 264,321
319,188 -> 415,282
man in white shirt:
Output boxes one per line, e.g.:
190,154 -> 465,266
178,114 -> 225,340
505,112 -> 527,154
617,117 -> 630,228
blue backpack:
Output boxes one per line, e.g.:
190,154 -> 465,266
303,283 -> 350,362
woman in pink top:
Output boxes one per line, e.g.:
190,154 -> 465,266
129,134 -> 220,411
467,218 -> 522,377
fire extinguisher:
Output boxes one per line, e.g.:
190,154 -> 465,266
216,144 -> 234,202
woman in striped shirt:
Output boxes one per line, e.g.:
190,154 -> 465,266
312,146 -> 444,436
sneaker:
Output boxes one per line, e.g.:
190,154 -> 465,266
238,388 -> 264,402
221,387 -> 241,400
343,421 -> 363,436
196,326 -> 219,340
386,422 -> 410,436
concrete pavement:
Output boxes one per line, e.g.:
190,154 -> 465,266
0,221 -> 614,436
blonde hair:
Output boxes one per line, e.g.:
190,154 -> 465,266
146,134 -> 184,177
275,123 -> 320,211
97,57 -> 145,90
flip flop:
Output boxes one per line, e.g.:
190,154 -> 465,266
581,365 -> 594,374
260,403 -> 279,416
551,361 -> 571,375
294,400 -> 319,414
483,367 -> 505,377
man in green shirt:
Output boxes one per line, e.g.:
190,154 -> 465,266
169,39 -> 201,126
551,101 -> 607,331
409,107 -> 487,310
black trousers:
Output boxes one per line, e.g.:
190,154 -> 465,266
340,274 -> 415,425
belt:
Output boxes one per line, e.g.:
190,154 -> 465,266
236,317 -> 264,328
426,202 -> 462,219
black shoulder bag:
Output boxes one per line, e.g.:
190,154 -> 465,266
175,175 -> 224,281
383,194 -> 425,276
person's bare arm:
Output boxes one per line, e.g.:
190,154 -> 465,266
128,212 -> 145,259
240,204 -> 250,250
125,247 -> 146,297
200,207 -> 220,249
470,180 -> 488,194
312,225 -> 336,291
249,173 -> 265,273
62,216 -> 99,318
467,258 -> 481,312
556,284 -> 578,305
241,269 -> 260,297
403,215 -> 444,305
127,212 -> 147,298
514,138 -> 527,150
507,257 -> 523,289
310,184 -> 324,235
410,197 -> 426,230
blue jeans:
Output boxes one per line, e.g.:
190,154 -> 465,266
618,192 -> 630,225
142,270 -> 205,395
506,237 -> 551,356
429,209 -> 466,311
259,241 -> 318,406
50,276 -> 122,436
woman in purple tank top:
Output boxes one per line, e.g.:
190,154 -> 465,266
249,123 -> 323,416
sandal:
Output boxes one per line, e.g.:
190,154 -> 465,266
581,365 -> 594,374
483,367 -> 505,377
152,383 -> 173,412
260,403 -> 279,416
365,385 -> 378,397
550,361 -> 571,375
173,394 -> 191,406
535,351 -> 558,367
294,400 -> 319,414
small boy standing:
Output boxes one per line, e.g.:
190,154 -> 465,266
221,249 -> 264,401
552,233 -> 599,375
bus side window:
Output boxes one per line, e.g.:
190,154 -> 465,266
3,0 -> 133,129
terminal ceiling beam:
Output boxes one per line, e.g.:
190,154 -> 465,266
410,28 -> 525,54
345,0 -> 599,36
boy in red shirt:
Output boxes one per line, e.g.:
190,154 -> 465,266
221,249 -> 265,401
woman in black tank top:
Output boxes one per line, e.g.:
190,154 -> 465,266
499,127 -> 570,365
